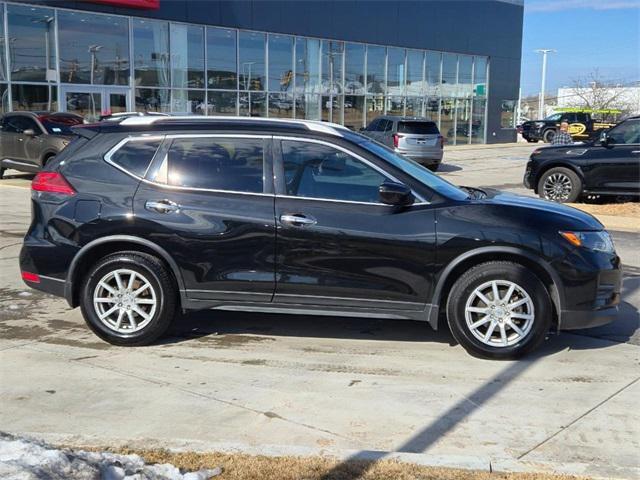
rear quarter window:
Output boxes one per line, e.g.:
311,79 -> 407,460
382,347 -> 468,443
397,122 -> 439,134
108,139 -> 161,177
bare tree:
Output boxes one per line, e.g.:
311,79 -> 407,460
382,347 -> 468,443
565,70 -> 639,121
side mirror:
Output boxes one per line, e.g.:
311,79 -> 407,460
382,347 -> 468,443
599,130 -> 611,147
379,181 -> 414,206
23,128 -> 36,137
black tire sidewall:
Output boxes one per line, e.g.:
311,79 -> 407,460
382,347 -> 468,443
542,129 -> 555,143
447,262 -> 552,359
80,253 -> 174,346
538,167 -> 581,203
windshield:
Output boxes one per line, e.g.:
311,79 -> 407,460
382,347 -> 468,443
357,139 -> 469,201
40,115 -> 83,135
544,113 -> 562,121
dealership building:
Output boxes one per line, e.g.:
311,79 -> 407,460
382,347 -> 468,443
0,0 -> 523,144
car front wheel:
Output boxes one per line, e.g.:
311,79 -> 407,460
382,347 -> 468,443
538,167 -> 582,203
80,251 -> 177,346
446,261 -> 552,359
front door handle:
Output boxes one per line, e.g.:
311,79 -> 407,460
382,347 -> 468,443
145,199 -> 179,214
631,150 -> 640,154
280,213 -> 317,227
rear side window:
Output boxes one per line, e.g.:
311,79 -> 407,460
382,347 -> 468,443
109,139 -> 161,177
397,121 -> 439,134
158,137 -> 264,193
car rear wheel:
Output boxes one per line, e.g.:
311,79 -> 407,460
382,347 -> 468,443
80,251 -> 177,346
542,129 -> 556,143
446,261 -> 552,359
538,167 -> 582,203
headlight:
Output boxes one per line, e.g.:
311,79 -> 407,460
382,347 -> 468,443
560,231 -> 615,253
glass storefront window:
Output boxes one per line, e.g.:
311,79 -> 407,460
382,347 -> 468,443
425,96 -> 439,122
11,84 -> 57,111
458,55 -> 473,98
295,93 -> 319,120
133,19 -> 170,88
471,97 -> 486,144
406,50 -> 423,97
58,11 -> 129,85
440,97 -> 455,142
344,43 -> 365,95
295,37 -> 320,95
1,84 -> 8,113
239,31 -> 265,91
172,89 -> 205,114
343,95 -> 364,130
366,95 -> 383,125
386,96 -> 404,116
268,34 -> 293,93
441,53 -> 457,99
473,56 -> 487,97
135,88 -> 170,112
321,40 -> 343,95
405,97 -> 423,117
268,92 -> 293,118
0,5 -> 6,82
387,48 -> 405,97
366,46 -> 385,94
239,91 -> 266,116
425,51 -> 441,96
455,98 -> 471,145
171,24 -> 205,89
207,91 -> 237,116
207,27 -> 237,90
7,4 -> 56,82
321,94 -> 342,123
501,100 -> 516,129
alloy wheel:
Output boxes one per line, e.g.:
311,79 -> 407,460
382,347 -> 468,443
464,280 -> 534,347
93,268 -> 157,334
543,173 -> 573,202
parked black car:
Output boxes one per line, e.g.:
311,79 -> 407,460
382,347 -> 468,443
524,116 -> 640,202
20,117 -> 621,359
0,111 -> 84,178
520,111 -> 616,144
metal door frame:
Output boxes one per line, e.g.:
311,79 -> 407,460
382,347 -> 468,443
59,85 -> 131,118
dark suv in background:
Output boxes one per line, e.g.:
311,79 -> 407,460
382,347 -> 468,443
20,117 -> 621,359
361,116 -> 444,170
524,116 -> 640,202
0,111 -> 84,178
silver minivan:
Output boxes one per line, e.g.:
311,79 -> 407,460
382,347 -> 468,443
361,116 -> 444,170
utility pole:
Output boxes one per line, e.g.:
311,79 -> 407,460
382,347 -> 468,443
535,49 -> 555,118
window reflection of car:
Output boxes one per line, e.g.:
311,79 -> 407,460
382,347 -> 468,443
0,111 -> 84,178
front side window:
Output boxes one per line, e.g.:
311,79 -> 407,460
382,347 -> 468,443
159,137 -> 264,193
281,141 -> 386,203
608,120 -> 640,145
109,139 -> 161,177
4,116 -> 39,134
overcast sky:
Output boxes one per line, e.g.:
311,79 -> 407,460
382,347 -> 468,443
520,0 -> 640,97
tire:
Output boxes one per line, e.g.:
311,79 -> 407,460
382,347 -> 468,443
80,251 -> 177,346
446,261 -> 552,359
542,129 -> 556,143
538,167 -> 582,203
0,167 -> 5,179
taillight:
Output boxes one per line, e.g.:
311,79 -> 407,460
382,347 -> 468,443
32,172 -> 76,196
438,135 -> 445,149
393,133 -> 404,148
21,271 -> 40,283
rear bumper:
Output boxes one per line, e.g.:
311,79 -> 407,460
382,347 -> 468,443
400,151 -> 444,165
21,273 -> 66,298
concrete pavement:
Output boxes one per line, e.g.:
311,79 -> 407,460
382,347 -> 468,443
0,147 -> 639,479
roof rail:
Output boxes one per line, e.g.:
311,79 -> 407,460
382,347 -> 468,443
119,115 -> 347,137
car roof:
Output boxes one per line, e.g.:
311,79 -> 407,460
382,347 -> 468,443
76,116 -> 350,138
378,115 -> 435,122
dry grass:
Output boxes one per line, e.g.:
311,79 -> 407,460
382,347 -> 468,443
74,446 -> 589,480
569,202 -> 640,217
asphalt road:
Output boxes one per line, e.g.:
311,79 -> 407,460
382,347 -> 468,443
0,145 -> 638,478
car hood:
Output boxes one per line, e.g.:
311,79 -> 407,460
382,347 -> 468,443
479,188 -> 604,231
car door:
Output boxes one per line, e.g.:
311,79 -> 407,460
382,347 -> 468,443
132,133 -> 277,303
11,116 -> 43,165
0,115 -> 20,162
582,119 -> 640,193
272,136 -> 437,310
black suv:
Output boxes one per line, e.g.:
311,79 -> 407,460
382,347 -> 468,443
20,117 -> 621,359
524,116 -> 640,202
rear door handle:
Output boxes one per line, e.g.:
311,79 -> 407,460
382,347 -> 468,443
632,150 -> 640,154
280,213 -> 317,227
145,199 -> 179,214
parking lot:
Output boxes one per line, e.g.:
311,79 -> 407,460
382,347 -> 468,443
1,143 -> 638,479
